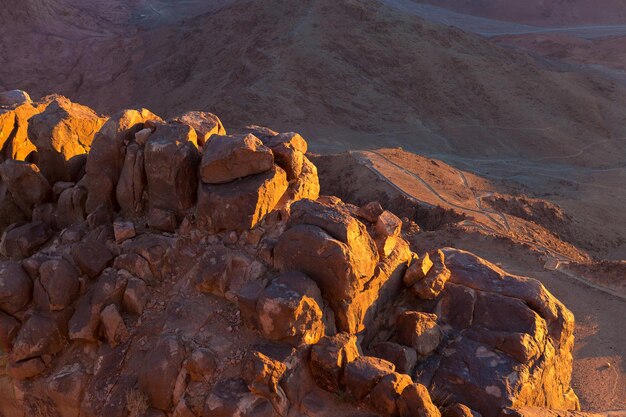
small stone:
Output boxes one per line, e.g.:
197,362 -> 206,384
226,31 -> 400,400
100,304 -> 129,347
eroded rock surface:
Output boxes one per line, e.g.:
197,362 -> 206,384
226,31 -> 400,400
0,94 -> 581,417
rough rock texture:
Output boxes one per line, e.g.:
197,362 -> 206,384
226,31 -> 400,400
85,108 -> 162,213
424,249 -> 579,417
27,96 -> 107,183
0,98 -> 581,417
0,99 -> 46,161
197,165 -> 288,233
200,134 -> 274,184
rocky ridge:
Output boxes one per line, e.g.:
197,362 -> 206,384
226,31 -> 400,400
0,90 -> 586,417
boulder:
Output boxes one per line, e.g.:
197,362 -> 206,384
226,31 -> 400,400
116,142 -> 146,217
0,221 -> 51,259
277,155 -> 320,208
411,250 -> 450,300
138,335 -> 186,411
0,100 -> 44,161
173,111 -> 226,147
113,219 -> 136,243
122,277 -> 148,315
99,304 -> 129,347
256,272 -> 325,346
0,159 -> 51,214
147,207 -> 178,232
27,96 -> 107,183
0,311 -> 20,350
426,248 -> 579,417
71,239 -> 113,278
0,187 -> 27,234
11,313 -> 65,361
0,261 -> 32,314
275,199 -> 381,332
370,341 -> 417,374
200,134 -> 274,184
262,132 -> 308,181
184,347 -> 217,382
203,378 -> 275,417
68,268 -> 127,341
443,404 -> 481,417
85,108 -> 162,213
33,259 -> 80,311
397,383 -> 441,417
55,185 -> 88,228
0,90 -> 31,107
396,312 -> 442,357
403,253 -> 433,287
243,350 -> 287,396
357,201 -> 384,223
6,357 -> 46,380
368,372 -> 413,417
344,356 -> 395,401
196,165 -> 288,233
145,122 -> 200,215
310,333 -> 360,392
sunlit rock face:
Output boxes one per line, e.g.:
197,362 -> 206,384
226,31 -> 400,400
0,91 -> 579,417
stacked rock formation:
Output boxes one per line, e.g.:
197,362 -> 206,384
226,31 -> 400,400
0,90 -> 581,417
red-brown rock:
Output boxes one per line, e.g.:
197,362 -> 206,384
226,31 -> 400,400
344,356 -> 395,401
173,111 -> 226,147
33,258 -> 80,311
310,332 -> 360,392
0,221 -> 51,259
200,134 -> 274,184
397,383 -> 441,417
0,261 -> 32,314
396,312 -> 442,357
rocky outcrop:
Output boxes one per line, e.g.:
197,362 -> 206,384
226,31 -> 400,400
0,94 -> 581,417
27,95 -> 107,184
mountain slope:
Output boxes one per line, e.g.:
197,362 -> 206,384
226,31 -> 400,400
2,0 -> 626,167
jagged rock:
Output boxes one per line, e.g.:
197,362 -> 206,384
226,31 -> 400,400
145,122 -> 200,215
33,259 -> 80,311
113,219 -> 136,243
0,90 -> 31,106
184,347 -> 217,382
68,268 -> 127,341
0,261 -> 32,314
173,111 -> 226,147
367,372 -> 413,417
0,221 -> 51,259
100,304 -> 129,347
0,159 -> 51,214
71,239 -> 113,278
200,134 -> 274,184
426,248 -> 579,417
11,313 -> 65,361
138,335 -> 186,411
120,234 -> 171,283
397,383 -> 441,417
237,281 -> 267,329
85,108 -> 162,213
411,250 -> 450,300
6,357 -> 46,380
27,96 -> 107,183
55,185 -> 88,228
443,404 -> 481,417
256,272 -> 325,346
403,252 -> 433,287
0,311 -> 20,350
344,356 -> 395,401
197,165 -> 288,233
370,341 -> 417,374
310,333 -> 360,392
396,311 -> 442,357
376,210 -> 402,238
116,142 -> 146,217
122,277 -> 148,315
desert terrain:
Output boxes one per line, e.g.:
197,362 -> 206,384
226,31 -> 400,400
1,0 -> 625,416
